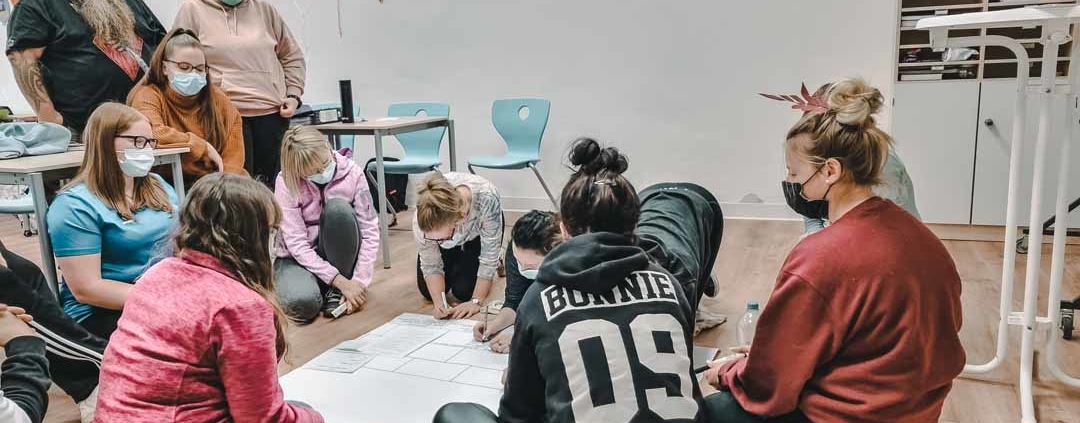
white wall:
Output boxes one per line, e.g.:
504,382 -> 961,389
2,0 -> 899,216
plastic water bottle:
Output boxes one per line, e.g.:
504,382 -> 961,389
735,302 -> 761,347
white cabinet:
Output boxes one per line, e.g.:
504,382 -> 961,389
892,82 -> 980,224
894,80 -> 1080,228
972,81 -> 1080,227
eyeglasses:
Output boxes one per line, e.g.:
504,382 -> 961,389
424,226 -> 456,242
164,60 -> 208,74
116,135 -> 158,149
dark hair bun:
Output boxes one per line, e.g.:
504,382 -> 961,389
568,137 -> 629,176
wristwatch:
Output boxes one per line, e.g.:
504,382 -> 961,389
286,94 -> 303,109
471,298 -> 481,305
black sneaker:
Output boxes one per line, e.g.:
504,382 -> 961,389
322,288 -> 344,318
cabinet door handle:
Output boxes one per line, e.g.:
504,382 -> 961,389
985,118 -> 995,127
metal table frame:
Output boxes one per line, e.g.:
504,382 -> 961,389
314,117 -> 457,269
0,148 -> 188,297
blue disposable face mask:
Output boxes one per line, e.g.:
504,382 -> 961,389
519,269 -> 539,280
170,72 -> 207,97
307,159 -> 336,185
219,0 -> 243,6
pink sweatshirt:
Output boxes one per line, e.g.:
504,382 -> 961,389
174,0 -> 306,117
274,151 -> 380,286
95,250 -> 324,423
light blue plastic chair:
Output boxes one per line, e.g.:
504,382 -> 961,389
310,102 -> 361,150
364,102 -> 450,216
0,188 -> 36,236
467,98 -> 556,206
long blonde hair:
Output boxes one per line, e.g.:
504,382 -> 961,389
279,126 -> 332,195
785,77 -> 893,187
64,103 -> 173,219
416,173 -> 466,232
173,173 -> 290,358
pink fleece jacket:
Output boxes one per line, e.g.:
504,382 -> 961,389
95,250 -> 324,423
274,151 -> 380,286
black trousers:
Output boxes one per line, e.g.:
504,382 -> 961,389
80,309 -> 122,340
431,393 -> 812,423
416,237 -> 482,302
702,391 -> 812,423
0,245 -> 107,402
637,182 -> 724,316
242,113 -> 290,189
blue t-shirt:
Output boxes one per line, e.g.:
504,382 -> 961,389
46,174 -> 179,322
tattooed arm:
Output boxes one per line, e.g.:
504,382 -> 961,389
7,48 -> 62,125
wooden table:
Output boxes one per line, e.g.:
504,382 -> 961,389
313,117 -> 456,268
0,147 -> 189,296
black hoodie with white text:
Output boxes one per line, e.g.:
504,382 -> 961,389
498,232 -> 701,423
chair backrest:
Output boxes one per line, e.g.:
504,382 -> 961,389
388,102 -> 449,158
492,98 -> 550,158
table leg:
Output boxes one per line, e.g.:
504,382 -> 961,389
170,156 -> 185,200
29,172 -> 58,298
374,130 -> 392,269
447,119 -> 457,172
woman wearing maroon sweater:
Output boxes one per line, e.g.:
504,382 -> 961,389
94,173 -> 324,423
703,78 -> 965,423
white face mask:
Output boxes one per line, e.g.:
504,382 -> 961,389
307,159 -> 336,185
119,148 -> 155,178
519,269 -> 539,280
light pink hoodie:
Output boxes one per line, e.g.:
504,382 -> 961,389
174,0 -> 306,117
274,152 -> 380,286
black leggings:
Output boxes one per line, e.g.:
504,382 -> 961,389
80,309 -> 122,340
242,113 -> 290,188
275,199 -> 363,323
416,237 -> 482,302
0,245 -> 107,402
637,182 -> 724,315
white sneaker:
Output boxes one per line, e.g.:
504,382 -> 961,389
78,387 -> 98,423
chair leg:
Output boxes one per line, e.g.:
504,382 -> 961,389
468,164 -> 477,174
365,168 -> 398,217
528,163 -> 558,208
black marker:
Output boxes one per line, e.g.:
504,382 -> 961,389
694,353 -> 748,374
482,323 -> 513,342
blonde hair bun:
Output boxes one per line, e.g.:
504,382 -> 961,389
827,78 -> 883,128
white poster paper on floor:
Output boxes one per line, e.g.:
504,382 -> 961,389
364,355 -> 412,372
447,348 -> 509,370
396,358 -> 470,381
337,325 -> 444,357
409,343 -> 464,362
306,350 -> 375,374
283,313 -> 507,423
453,367 -> 504,390
433,330 -> 483,348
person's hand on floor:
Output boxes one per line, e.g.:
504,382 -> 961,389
0,304 -> 35,347
489,327 -> 514,354
432,300 -> 451,320
449,301 -> 480,320
473,320 -> 487,341
332,275 -> 366,314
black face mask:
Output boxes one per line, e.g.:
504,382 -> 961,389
782,166 -> 832,220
